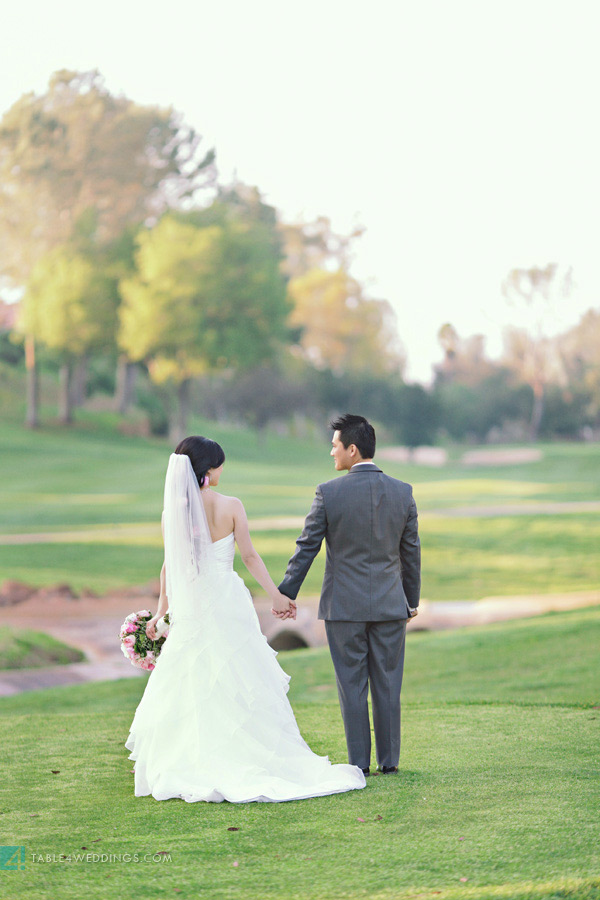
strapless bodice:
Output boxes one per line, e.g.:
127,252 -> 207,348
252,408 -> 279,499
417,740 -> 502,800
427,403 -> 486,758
213,531 -> 235,572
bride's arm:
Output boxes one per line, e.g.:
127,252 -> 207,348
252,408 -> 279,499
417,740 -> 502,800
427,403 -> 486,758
156,562 -> 169,618
147,513 -> 169,638
232,498 -> 296,619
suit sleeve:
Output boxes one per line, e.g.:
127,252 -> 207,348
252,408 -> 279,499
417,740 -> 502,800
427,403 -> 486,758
278,486 -> 327,601
400,492 -> 421,607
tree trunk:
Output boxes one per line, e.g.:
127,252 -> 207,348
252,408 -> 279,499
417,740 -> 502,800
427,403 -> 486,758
58,361 -> 74,425
529,381 -> 544,441
72,355 -> 88,407
169,379 -> 191,444
25,335 -> 40,428
114,355 -> 137,414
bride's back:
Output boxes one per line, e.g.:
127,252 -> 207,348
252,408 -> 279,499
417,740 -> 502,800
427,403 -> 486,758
201,491 -> 236,543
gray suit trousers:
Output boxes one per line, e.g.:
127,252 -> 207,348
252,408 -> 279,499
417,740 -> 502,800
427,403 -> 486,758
324,618 -> 407,769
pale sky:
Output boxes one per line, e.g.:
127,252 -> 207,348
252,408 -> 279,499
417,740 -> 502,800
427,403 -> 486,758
3,0 -> 599,381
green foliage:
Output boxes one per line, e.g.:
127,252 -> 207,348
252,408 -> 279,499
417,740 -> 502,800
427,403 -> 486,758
0,331 -> 24,366
21,245 -> 118,359
211,364 -> 310,432
119,207 -> 291,387
309,370 -> 439,446
434,372 -> 531,441
539,386 -> 594,438
136,384 -> 170,436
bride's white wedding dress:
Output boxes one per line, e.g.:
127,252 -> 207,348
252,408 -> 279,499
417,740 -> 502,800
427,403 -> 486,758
125,455 -> 366,803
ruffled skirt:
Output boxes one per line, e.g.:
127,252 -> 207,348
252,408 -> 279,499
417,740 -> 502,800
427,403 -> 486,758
124,570 -> 366,802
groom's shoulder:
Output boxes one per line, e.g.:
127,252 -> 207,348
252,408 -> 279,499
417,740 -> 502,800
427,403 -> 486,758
377,471 -> 414,498
317,470 -> 413,496
317,474 -> 351,498
382,471 -> 413,489
317,475 -> 344,493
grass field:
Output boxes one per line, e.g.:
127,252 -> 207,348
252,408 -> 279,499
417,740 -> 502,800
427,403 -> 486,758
0,606 -> 598,900
0,414 -> 599,600
0,626 -> 85,670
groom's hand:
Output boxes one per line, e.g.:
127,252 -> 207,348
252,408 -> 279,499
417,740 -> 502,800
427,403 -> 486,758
271,591 -> 297,620
283,600 -> 297,621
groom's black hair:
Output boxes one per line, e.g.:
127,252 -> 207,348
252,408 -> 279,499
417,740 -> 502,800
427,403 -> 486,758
175,435 -> 225,486
330,414 -> 376,459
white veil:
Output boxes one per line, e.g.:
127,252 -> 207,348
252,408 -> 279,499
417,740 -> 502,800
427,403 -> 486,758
162,452 -> 219,623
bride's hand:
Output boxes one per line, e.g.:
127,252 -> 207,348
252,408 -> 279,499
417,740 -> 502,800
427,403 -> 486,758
271,591 -> 296,620
146,615 -> 160,640
277,600 -> 297,621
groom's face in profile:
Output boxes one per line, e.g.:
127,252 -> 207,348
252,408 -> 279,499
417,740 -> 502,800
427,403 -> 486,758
331,430 -> 356,471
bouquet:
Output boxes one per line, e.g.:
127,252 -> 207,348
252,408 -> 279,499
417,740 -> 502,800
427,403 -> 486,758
119,609 -> 171,671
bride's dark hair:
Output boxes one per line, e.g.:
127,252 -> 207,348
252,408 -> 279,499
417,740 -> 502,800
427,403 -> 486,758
174,436 -> 225,487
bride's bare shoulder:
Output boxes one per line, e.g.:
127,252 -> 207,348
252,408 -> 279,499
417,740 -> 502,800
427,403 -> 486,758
213,492 -> 245,513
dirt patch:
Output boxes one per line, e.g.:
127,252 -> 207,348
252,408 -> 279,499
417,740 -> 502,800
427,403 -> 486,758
0,578 -> 159,610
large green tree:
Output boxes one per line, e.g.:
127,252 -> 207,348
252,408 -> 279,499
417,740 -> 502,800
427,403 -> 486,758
20,240 -> 120,423
118,207 -> 290,440
0,68 -> 215,425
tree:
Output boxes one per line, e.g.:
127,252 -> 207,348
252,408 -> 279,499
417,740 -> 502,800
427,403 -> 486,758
435,323 -> 497,386
501,263 -> 573,439
288,268 -> 404,376
279,216 -> 364,280
19,242 -> 119,423
0,68 -> 216,426
395,384 -> 440,448
118,210 -> 290,440
279,214 -> 404,378
558,308 -> 600,426
213,365 -> 310,440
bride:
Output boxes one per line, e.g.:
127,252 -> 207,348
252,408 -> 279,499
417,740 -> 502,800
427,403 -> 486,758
125,435 -> 366,803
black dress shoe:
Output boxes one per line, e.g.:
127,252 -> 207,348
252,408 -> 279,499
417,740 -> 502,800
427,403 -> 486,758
378,765 -> 398,774
361,767 -> 370,776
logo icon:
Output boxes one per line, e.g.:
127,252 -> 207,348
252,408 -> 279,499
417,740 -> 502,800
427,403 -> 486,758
0,846 -> 25,870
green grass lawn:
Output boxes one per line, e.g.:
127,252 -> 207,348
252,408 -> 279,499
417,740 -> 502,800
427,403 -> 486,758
0,606 -> 598,900
0,626 -> 85,669
0,415 -> 599,600
2,524 -> 599,604
1,514 -> 599,600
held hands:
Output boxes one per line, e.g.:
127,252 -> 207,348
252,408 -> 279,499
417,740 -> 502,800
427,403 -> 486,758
271,590 -> 297,620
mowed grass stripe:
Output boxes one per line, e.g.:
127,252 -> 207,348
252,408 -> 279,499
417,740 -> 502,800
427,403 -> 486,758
0,513 -> 598,600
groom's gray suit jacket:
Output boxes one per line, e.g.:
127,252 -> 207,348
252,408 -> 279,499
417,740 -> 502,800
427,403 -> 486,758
279,463 -> 420,621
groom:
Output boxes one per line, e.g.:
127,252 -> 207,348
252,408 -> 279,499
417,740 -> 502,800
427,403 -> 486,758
277,414 -> 421,776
